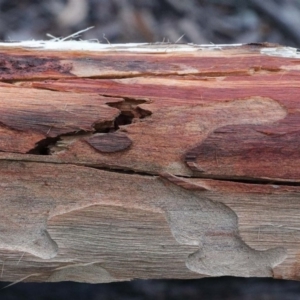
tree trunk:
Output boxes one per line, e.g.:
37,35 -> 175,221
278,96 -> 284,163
0,41 -> 299,283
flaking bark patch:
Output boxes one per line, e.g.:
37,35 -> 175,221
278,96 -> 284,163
85,132 -> 132,153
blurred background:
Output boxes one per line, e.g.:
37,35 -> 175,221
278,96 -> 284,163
1,0 -> 300,46
1,0 -> 300,299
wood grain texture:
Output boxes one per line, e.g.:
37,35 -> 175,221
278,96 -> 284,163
0,42 -> 299,282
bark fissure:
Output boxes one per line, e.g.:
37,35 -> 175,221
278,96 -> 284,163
25,97 -> 152,155
183,173 -> 300,186
87,165 -> 300,186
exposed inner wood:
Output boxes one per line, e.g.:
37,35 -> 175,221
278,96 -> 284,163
0,42 -> 300,283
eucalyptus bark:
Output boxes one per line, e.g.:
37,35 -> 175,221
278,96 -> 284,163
0,42 -> 299,283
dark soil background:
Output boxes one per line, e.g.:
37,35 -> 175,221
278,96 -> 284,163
1,0 -> 300,299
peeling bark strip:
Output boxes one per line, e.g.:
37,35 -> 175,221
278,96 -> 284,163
0,42 -> 299,283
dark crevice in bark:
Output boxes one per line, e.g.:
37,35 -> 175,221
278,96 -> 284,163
27,138 -> 57,155
86,164 -> 157,177
26,97 -> 152,155
79,164 -> 300,186
186,173 -> 300,186
1,155 -> 300,186
26,131 -> 88,155
106,97 -> 152,129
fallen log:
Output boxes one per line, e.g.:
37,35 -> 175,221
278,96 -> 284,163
0,41 -> 300,283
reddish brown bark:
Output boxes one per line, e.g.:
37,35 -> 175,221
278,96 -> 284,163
0,42 -> 299,283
